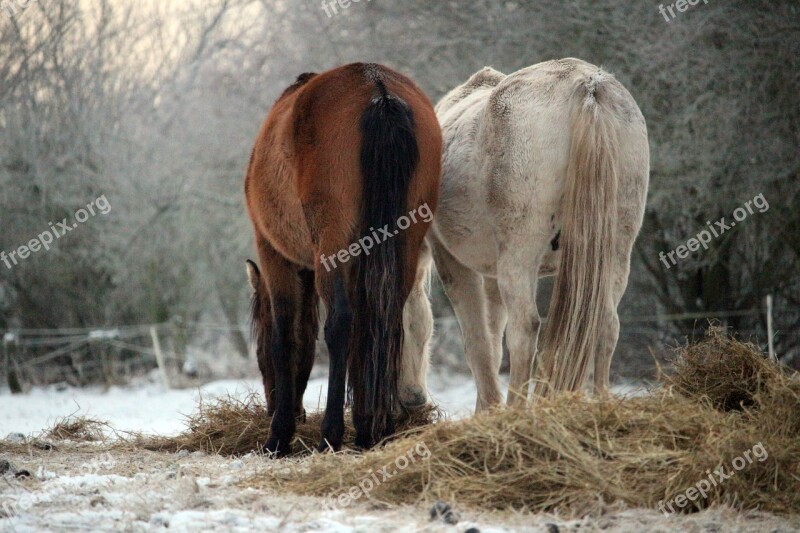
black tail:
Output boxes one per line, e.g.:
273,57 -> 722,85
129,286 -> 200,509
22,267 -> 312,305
350,77 -> 419,446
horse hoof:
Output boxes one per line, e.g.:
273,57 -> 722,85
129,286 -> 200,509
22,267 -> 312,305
354,435 -> 373,450
263,437 -> 290,458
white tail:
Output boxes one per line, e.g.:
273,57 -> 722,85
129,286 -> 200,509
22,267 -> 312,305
533,73 -> 620,396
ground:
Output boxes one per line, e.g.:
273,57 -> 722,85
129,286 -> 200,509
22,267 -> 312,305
1,369 -> 798,532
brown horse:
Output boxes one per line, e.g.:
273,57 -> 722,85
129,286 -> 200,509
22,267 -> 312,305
244,63 -> 441,455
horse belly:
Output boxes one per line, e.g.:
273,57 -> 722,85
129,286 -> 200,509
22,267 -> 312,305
433,173 -> 500,277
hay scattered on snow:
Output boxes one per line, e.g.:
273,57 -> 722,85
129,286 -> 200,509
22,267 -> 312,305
140,391 -> 440,457
243,327 -> 800,517
45,416 -> 107,442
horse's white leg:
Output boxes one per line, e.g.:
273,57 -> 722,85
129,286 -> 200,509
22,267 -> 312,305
593,240 -> 634,395
400,240 -> 433,408
593,307 -> 620,396
431,239 -> 504,410
497,251 -> 542,407
482,275 -> 507,389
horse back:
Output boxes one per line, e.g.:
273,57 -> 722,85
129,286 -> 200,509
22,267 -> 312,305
245,63 -> 440,269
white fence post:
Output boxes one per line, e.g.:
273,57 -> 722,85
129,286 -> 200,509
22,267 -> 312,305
150,326 -> 171,388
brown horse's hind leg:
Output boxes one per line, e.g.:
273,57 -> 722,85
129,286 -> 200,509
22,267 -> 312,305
316,268 -> 352,452
255,239 -> 304,457
293,268 -> 318,422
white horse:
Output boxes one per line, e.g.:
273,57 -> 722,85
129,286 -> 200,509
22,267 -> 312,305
402,58 -> 649,410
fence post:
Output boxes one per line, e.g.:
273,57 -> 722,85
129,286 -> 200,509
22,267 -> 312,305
171,316 -> 187,368
766,295 -> 776,361
3,332 -> 22,394
150,326 -> 170,389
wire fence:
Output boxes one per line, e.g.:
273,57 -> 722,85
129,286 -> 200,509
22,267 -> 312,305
2,303 -> 796,394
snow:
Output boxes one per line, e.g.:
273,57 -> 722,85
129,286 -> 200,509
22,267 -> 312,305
0,370 -> 479,437
0,369 -> 646,437
1,372 -> 790,533
0,447 -> 545,532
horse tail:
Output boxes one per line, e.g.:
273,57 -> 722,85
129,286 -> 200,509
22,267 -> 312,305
536,72 -> 620,396
350,76 -> 419,445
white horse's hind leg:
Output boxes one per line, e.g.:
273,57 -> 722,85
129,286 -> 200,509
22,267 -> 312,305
431,239 -> 504,410
593,245 -> 633,395
400,241 -> 434,408
497,251 -> 542,407
482,276 -> 508,390
593,307 -> 620,395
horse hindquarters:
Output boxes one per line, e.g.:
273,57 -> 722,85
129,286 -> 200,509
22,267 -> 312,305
535,66 -> 648,397
247,63 -> 440,452
300,66 -> 438,451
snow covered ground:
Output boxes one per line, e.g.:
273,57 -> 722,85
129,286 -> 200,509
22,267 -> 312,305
1,371 -> 796,532
0,367 -> 647,438
0,368 -> 488,438
8,443 -> 790,533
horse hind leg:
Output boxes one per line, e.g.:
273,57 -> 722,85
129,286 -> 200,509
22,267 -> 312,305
497,247 -> 542,407
254,238 -> 303,457
302,191 -> 357,453
399,239 -> 434,410
293,268 -> 319,422
315,259 -> 353,453
431,237 -> 504,411
593,241 -> 633,395
482,275 -> 508,401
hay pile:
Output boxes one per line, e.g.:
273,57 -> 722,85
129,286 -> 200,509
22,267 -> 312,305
246,327 -> 800,516
46,416 -> 107,442
141,391 -> 439,457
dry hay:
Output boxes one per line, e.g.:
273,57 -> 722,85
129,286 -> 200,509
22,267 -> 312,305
667,327 -> 782,411
242,327 -> 800,517
139,391 -> 440,457
45,415 -> 107,442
